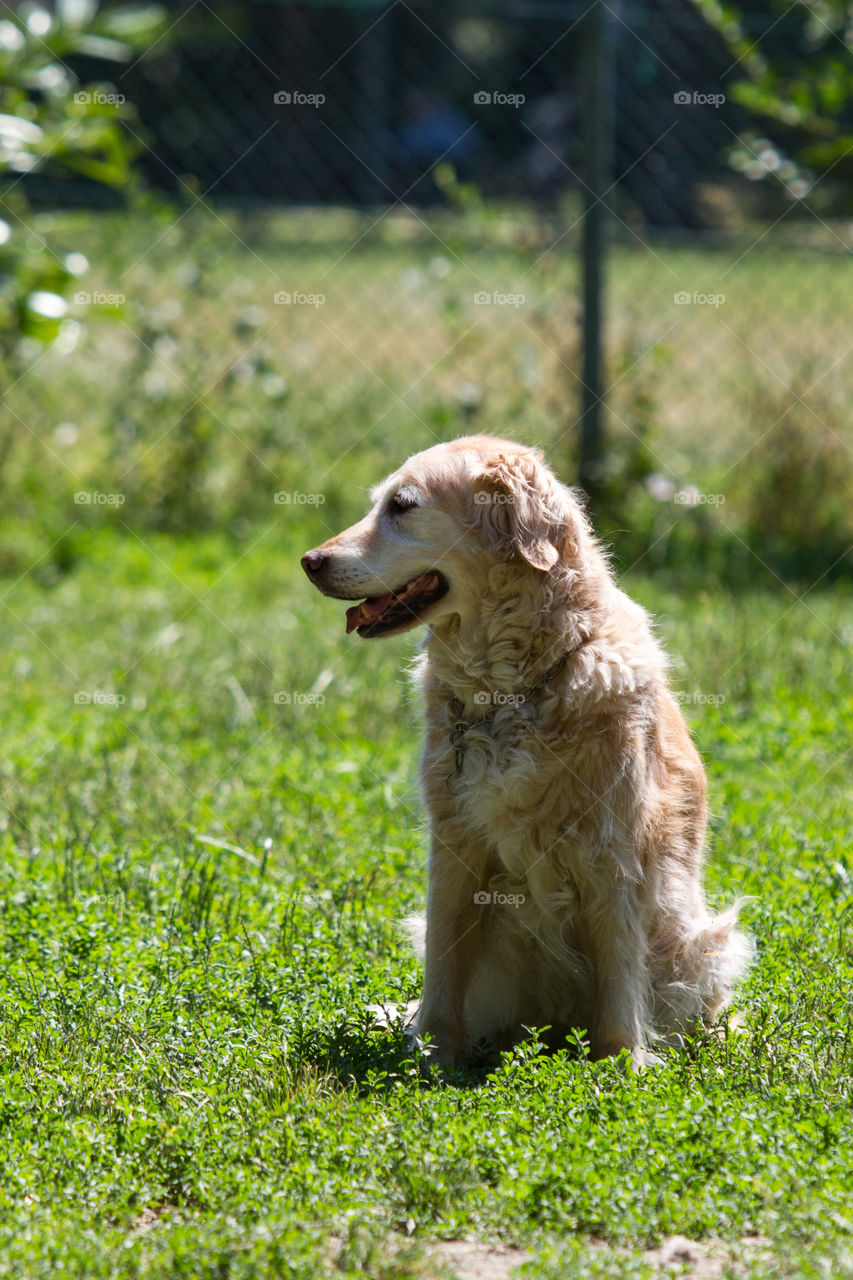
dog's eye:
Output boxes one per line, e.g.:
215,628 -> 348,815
386,489 -> 419,517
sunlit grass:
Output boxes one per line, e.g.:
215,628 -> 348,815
0,202 -> 851,1275
0,525 -> 850,1277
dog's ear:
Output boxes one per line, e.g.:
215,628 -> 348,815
472,449 -> 570,571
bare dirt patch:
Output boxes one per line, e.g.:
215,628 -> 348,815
428,1232 -> 774,1278
430,1239 -> 532,1279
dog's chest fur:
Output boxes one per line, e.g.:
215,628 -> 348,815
421,674 -> 637,884
415,586 -> 666,889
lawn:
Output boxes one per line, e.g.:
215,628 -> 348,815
0,524 -> 851,1278
0,204 -> 852,1277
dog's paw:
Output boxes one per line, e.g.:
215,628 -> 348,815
407,1013 -> 463,1066
630,1045 -> 664,1071
369,999 -> 420,1032
606,1045 -> 664,1072
419,1035 -> 462,1067
593,1036 -> 663,1071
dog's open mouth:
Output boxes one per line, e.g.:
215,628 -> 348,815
345,571 -> 449,638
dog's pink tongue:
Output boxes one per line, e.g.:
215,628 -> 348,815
345,574 -> 440,634
345,591 -> 395,634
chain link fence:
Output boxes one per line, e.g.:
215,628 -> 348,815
16,0 -> 853,573
114,0 -> 735,212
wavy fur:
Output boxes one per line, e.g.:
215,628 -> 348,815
303,435 -> 752,1066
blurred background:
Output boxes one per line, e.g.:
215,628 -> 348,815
2,0 -> 853,579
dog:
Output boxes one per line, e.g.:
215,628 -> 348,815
302,436 -> 750,1067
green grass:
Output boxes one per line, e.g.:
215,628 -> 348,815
0,524 -> 851,1278
1,200 -> 852,1275
4,202 -> 853,575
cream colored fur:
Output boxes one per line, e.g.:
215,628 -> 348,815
304,435 -> 751,1067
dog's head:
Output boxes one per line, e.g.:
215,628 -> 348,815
301,435 -> 587,639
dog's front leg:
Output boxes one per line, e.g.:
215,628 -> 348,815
586,876 -> 652,1067
416,835 -> 482,1065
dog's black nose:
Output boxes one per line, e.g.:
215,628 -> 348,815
301,548 -> 327,576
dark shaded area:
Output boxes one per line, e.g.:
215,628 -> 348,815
58,0 -> 756,228
289,1016 -> 592,1095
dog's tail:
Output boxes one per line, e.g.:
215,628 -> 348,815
652,900 -> 754,1034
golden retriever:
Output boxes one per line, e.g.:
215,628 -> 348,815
302,435 -> 750,1067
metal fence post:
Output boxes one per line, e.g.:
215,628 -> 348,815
579,0 -> 614,504
357,3 -> 391,205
